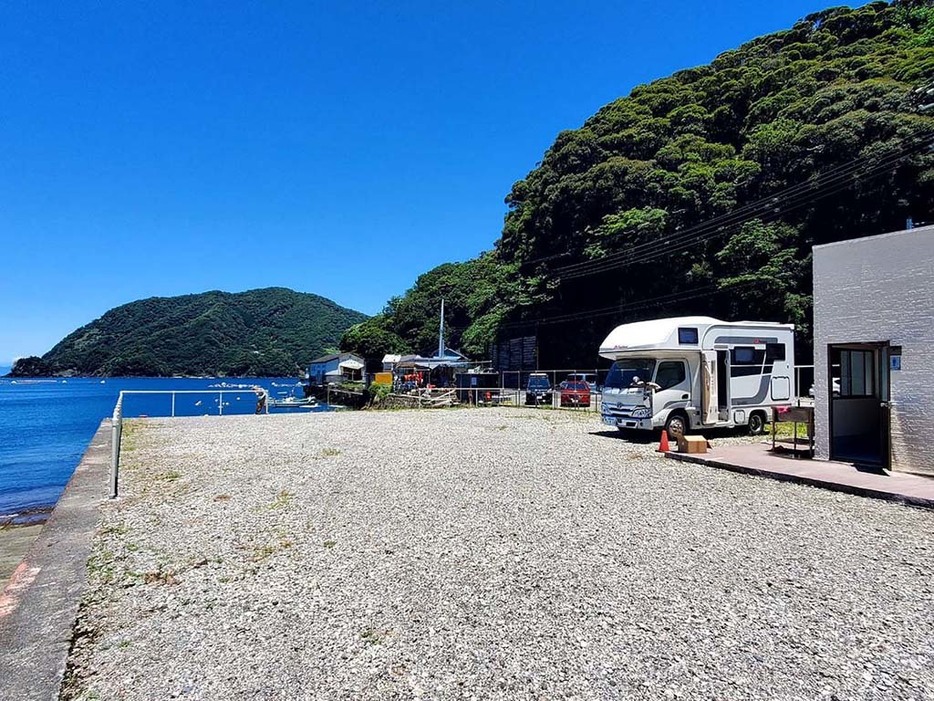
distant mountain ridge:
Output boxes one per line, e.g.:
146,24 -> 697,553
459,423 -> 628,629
15,287 -> 367,377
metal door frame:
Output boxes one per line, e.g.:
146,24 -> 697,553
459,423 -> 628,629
827,342 -> 890,469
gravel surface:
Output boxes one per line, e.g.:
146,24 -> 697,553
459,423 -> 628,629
62,408 -> 934,700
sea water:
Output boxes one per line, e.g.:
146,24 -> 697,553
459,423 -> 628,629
0,376 -> 319,522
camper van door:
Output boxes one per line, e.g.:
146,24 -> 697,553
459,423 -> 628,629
702,351 -> 718,425
652,359 -> 691,416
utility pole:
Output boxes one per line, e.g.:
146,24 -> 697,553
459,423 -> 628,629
438,298 -> 445,358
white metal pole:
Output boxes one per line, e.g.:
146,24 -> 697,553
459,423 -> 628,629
110,393 -> 123,499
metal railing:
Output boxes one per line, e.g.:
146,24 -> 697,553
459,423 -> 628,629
502,365 -> 816,404
390,386 -> 603,412
501,369 -> 607,390
109,388 -> 269,499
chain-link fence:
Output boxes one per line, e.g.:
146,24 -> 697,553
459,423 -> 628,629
451,384 -> 601,411
500,369 -> 606,411
396,364 -> 814,412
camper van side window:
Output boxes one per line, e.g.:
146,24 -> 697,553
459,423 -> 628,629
765,343 -> 786,362
655,361 -> 686,390
678,327 -> 699,344
731,347 -> 763,365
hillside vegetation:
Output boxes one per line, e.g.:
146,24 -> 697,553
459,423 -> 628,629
343,1 -> 934,365
20,288 -> 367,377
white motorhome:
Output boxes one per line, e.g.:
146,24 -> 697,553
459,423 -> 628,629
599,316 -> 795,437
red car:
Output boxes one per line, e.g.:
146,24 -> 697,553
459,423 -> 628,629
559,381 -> 591,408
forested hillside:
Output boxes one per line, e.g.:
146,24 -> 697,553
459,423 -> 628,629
343,1 -> 934,366
27,288 -> 366,377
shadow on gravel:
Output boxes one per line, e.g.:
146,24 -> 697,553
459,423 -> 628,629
591,427 -> 752,444
590,429 -> 656,444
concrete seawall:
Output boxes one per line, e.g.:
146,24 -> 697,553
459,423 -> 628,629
0,420 -> 110,701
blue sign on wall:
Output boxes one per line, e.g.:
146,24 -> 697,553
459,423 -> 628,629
890,355 -> 902,371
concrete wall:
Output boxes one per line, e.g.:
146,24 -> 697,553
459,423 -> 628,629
813,225 -> 934,475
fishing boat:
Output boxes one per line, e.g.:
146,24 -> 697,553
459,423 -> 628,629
268,395 -> 318,409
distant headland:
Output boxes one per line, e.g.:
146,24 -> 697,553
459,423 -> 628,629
7,287 -> 367,378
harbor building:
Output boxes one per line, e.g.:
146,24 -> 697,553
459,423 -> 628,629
812,224 -> 934,475
306,352 -> 365,386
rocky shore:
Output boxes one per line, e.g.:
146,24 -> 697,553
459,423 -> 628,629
63,408 -> 934,700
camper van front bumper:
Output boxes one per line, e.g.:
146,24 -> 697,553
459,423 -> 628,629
602,400 -> 654,430
601,413 -> 652,430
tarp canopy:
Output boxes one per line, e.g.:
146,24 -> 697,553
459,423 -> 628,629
396,359 -> 471,371
339,359 -> 365,370
395,360 -> 432,370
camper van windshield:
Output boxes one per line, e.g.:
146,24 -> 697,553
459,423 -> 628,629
605,359 -> 656,389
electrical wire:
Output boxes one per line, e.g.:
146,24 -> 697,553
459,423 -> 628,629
558,137 -> 933,280
500,279 -> 759,330
556,136 -> 933,278
556,134 -> 933,273
564,157 -> 919,279
496,133 -> 932,330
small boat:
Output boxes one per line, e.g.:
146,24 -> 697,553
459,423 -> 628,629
269,396 -> 318,409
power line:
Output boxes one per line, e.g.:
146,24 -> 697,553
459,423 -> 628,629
557,133 -> 933,274
563,148 -> 926,280
495,133 -> 932,331
501,279 -> 759,330
557,136 -> 933,278
554,134 -> 934,280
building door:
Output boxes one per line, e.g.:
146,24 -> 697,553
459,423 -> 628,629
828,344 -> 890,469
701,351 -> 718,424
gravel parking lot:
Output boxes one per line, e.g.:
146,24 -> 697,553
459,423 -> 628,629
63,408 -> 934,700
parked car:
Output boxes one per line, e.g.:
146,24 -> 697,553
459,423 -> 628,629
525,373 -> 553,405
808,378 -> 841,398
566,372 -> 598,390
560,381 -> 591,408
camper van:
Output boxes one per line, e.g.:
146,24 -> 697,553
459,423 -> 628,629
599,316 -> 795,437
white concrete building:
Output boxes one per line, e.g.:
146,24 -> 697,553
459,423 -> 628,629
812,224 -> 934,475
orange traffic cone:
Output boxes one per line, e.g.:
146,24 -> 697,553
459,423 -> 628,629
657,430 -> 670,453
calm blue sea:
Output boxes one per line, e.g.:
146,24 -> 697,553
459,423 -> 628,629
0,377 -> 317,522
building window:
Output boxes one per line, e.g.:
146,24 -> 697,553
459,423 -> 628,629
655,361 -> 686,390
839,349 -> 875,397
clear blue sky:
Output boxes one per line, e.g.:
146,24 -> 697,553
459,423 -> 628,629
0,0 -> 853,363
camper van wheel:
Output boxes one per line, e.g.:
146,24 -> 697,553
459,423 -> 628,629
664,412 -> 688,440
747,411 -> 766,435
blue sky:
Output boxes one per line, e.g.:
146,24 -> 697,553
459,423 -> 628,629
0,0 -> 853,363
